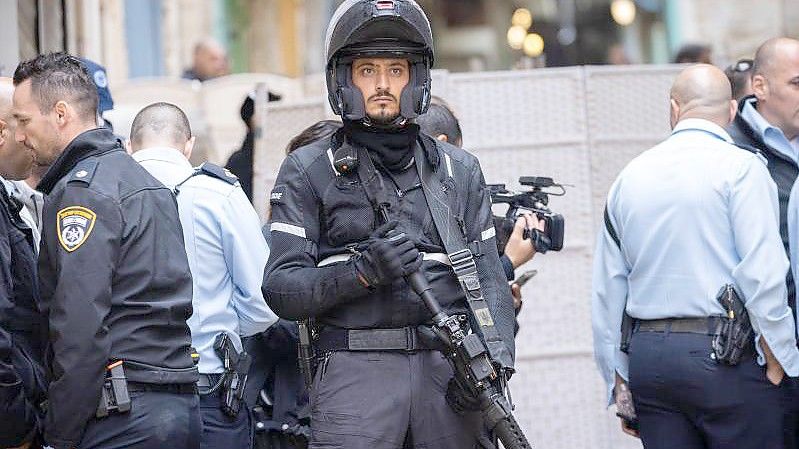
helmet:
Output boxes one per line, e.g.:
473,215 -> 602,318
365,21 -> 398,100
324,0 -> 434,124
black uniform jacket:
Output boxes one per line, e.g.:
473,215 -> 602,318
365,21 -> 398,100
263,135 -> 516,368
0,184 -> 47,447
37,128 -> 197,449
728,96 -> 798,308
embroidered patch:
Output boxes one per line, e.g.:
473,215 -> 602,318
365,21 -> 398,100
57,206 -> 97,252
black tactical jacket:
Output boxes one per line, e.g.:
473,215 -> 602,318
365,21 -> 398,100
263,133 -> 516,368
0,183 -> 47,447
37,128 -> 197,449
728,96 -> 798,308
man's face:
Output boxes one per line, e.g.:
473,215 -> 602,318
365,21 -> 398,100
351,58 -> 410,125
12,80 -> 62,166
754,47 -> 799,140
0,112 -> 35,180
195,47 -> 229,81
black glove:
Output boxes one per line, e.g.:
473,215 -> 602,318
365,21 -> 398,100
354,221 -> 422,288
445,377 -> 481,415
416,325 -> 450,353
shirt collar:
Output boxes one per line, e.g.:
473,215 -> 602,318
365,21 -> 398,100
672,118 -> 734,143
131,146 -> 193,170
740,97 -> 777,138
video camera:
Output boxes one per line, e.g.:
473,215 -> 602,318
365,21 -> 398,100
488,176 -> 566,253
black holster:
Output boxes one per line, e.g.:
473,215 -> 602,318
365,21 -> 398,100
96,362 -> 131,418
214,333 -> 252,417
711,284 -> 754,365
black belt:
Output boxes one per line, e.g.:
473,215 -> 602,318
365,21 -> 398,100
127,381 -> 197,394
316,326 -> 433,352
197,373 -> 223,389
635,317 -> 723,335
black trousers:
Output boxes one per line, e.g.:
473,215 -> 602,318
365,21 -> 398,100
78,390 -> 201,449
628,331 -> 784,449
200,388 -> 252,449
309,350 -> 486,449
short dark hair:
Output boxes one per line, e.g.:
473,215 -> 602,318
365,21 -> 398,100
415,97 -> 462,146
286,120 -> 342,154
673,44 -> 711,64
13,52 -> 99,121
724,59 -> 753,100
130,102 -> 192,148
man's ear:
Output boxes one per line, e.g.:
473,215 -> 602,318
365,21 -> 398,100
124,138 -> 133,155
436,134 -> 448,143
669,98 -> 680,129
728,99 -> 738,125
54,101 -> 69,126
751,74 -> 767,101
183,136 -> 195,159
0,120 -> 7,148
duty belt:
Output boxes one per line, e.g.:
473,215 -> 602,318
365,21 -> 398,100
635,317 -> 723,335
316,326 -> 434,352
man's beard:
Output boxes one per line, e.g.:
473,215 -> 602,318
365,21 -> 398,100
368,107 -> 400,125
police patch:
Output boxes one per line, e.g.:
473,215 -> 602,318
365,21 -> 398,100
57,206 -> 97,252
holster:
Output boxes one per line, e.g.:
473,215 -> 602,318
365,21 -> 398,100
96,361 -> 131,418
711,284 -> 754,365
214,333 -> 252,417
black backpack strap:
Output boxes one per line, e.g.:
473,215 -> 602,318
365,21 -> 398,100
604,203 -> 634,353
414,137 -> 508,364
603,205 -> 621,249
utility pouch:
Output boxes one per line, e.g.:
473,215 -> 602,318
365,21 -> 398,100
96,360 -> 131,418
711,284 -> 753,365
297,319 -> 316,388
214,333 -> 252,417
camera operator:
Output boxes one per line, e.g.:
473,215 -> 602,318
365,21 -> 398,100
415,97 -> 545,309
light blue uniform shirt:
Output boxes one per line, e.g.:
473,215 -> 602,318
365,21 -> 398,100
741,97 -> 799,163
134,147 -> 278,374
592,118 -> 799,404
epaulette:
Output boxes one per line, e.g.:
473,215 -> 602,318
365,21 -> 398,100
733,143 -> 768,165
198,162 -> 238,185
67,158 -> 99,186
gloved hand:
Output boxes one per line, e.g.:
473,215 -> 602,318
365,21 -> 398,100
416,324 -> 450,353
445,377 -> 481,415
354,221 -> 422,288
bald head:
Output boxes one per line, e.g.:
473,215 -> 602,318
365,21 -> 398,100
753,38 -> 799,78
129,102 -> 193,155
191,38 -> 229,81
669,64 -> 735,128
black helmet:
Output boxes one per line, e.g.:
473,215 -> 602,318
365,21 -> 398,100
324,0 -> 434,123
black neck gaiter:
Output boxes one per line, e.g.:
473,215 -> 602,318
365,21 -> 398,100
343,121 -> 420,171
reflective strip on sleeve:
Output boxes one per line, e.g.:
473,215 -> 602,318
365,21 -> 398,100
327,148 -> 341,176
271,222 -> 307,239
481,226 -> 496,241
444,153 -> 453,178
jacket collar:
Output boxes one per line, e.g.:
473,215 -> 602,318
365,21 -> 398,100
727,95 -> 790,159
37,127 -> 122,194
